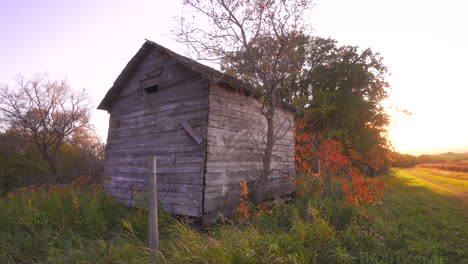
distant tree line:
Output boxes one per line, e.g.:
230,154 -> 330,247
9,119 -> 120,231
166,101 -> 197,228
389,151 -> 468,168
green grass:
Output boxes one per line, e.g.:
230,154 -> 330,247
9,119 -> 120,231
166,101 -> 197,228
1,169 -> 467,263
366,169 -> 467,263
403,168 -> 468,199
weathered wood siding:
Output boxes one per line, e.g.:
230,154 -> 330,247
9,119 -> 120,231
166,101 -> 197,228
203,85 -> 295,222
104,49 -> 209,217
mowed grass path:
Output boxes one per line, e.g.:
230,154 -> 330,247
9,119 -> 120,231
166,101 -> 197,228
374,168 -> 468,262
403,167 -> 468,201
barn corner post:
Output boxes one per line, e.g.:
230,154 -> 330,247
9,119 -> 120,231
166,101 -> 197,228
149,155 -> 158,262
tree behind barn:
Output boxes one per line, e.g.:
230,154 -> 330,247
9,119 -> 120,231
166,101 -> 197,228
175,0 -> 313,194
296,37 -> 392,175
0,74 -> 91,183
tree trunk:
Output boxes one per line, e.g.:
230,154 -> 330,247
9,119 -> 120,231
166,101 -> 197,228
42,148 -> 58,182
256,100 -> 276,202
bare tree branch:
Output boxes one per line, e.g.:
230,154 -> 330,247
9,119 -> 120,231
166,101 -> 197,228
0,74 -> 91,179
175,0 -> 312,197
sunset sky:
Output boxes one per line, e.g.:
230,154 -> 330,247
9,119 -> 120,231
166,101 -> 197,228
1,0 -> 467,155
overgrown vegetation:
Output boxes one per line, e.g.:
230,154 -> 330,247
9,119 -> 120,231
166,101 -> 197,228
0,74 -> 104,194
1,169 -> 466,263
0,128 -> 104,194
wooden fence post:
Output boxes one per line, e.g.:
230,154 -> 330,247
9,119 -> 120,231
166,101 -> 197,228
149,156 -> 158,262
316,159 -> 321,175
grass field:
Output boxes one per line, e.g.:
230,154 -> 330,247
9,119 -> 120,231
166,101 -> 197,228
374,168 -> 467,262
402,167 -> 468,201
1,168 -> 467,263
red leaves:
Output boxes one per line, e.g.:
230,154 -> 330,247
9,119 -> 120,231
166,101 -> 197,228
239,182 -> 249,198
295,120 -> 350,177
295,119 -> 385,221
235,182 -> 273,221
235,181 -> 250,219
342,176 -> 384,208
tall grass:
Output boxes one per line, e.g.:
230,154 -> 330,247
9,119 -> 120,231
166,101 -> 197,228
1,169 -> 466,263
0,184 -> 152,263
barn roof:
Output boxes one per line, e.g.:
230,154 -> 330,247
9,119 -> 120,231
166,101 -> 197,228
97,40 -> 296,112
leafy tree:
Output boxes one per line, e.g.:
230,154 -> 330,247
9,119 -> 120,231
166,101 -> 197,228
0,74 -> 91,181
64,127 -> 105,182
295,37 -> 392,174
0,128 -> 105,193
0,129 -> 46,193
175,0 -> 313,193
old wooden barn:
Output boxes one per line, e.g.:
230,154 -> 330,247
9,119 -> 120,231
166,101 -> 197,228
98,40 -> 295,224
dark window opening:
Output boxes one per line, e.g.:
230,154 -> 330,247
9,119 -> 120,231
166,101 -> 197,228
144,84 -> 159,95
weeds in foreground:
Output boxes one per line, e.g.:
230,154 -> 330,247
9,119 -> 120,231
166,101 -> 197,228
1,169 -> 466,263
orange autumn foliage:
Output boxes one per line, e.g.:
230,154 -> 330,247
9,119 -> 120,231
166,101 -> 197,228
342,176 -> 384,208
235,182 -> 273,221
295,121 -> 351,177
235,182 -> 250,219
295,120 -> 385,220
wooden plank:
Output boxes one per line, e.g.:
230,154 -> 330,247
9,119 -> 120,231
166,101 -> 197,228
106,130 -> 206,150
206,130 -> 293,149
207,116 -> 294,141
210,85 -> 294,117
109,189 -> 202,206
109,117 -> 207,139
106,153 -> 206,166
159,96 -> 208,112
119,65 -> 203,96
204,170 -> 294,186
111,78 -> 208,113
114,197 -> 202,217
113,111 -> 207,133
206,151 -> 294,163
114,101 -> 207,124
107,182 -> 204,193
180,120 -> 204,144
206,145 -> 293,154
209,103 -> 262,120
110,95 -> 208,120
206,161 -> 294,171
105,144 -> 205,156
204,178 -> 293,199
206,161 -> 263,171
108,172 -> 203,185
105,163 -> 204,174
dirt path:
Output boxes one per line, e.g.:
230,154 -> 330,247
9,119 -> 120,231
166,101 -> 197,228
404,168 -> 468,202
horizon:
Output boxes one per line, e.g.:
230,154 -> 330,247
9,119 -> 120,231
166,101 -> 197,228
1,0 -> 467,155
397,147 -> 468,156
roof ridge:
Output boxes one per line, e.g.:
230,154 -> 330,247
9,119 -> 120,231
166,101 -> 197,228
97,40 -> 296,112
